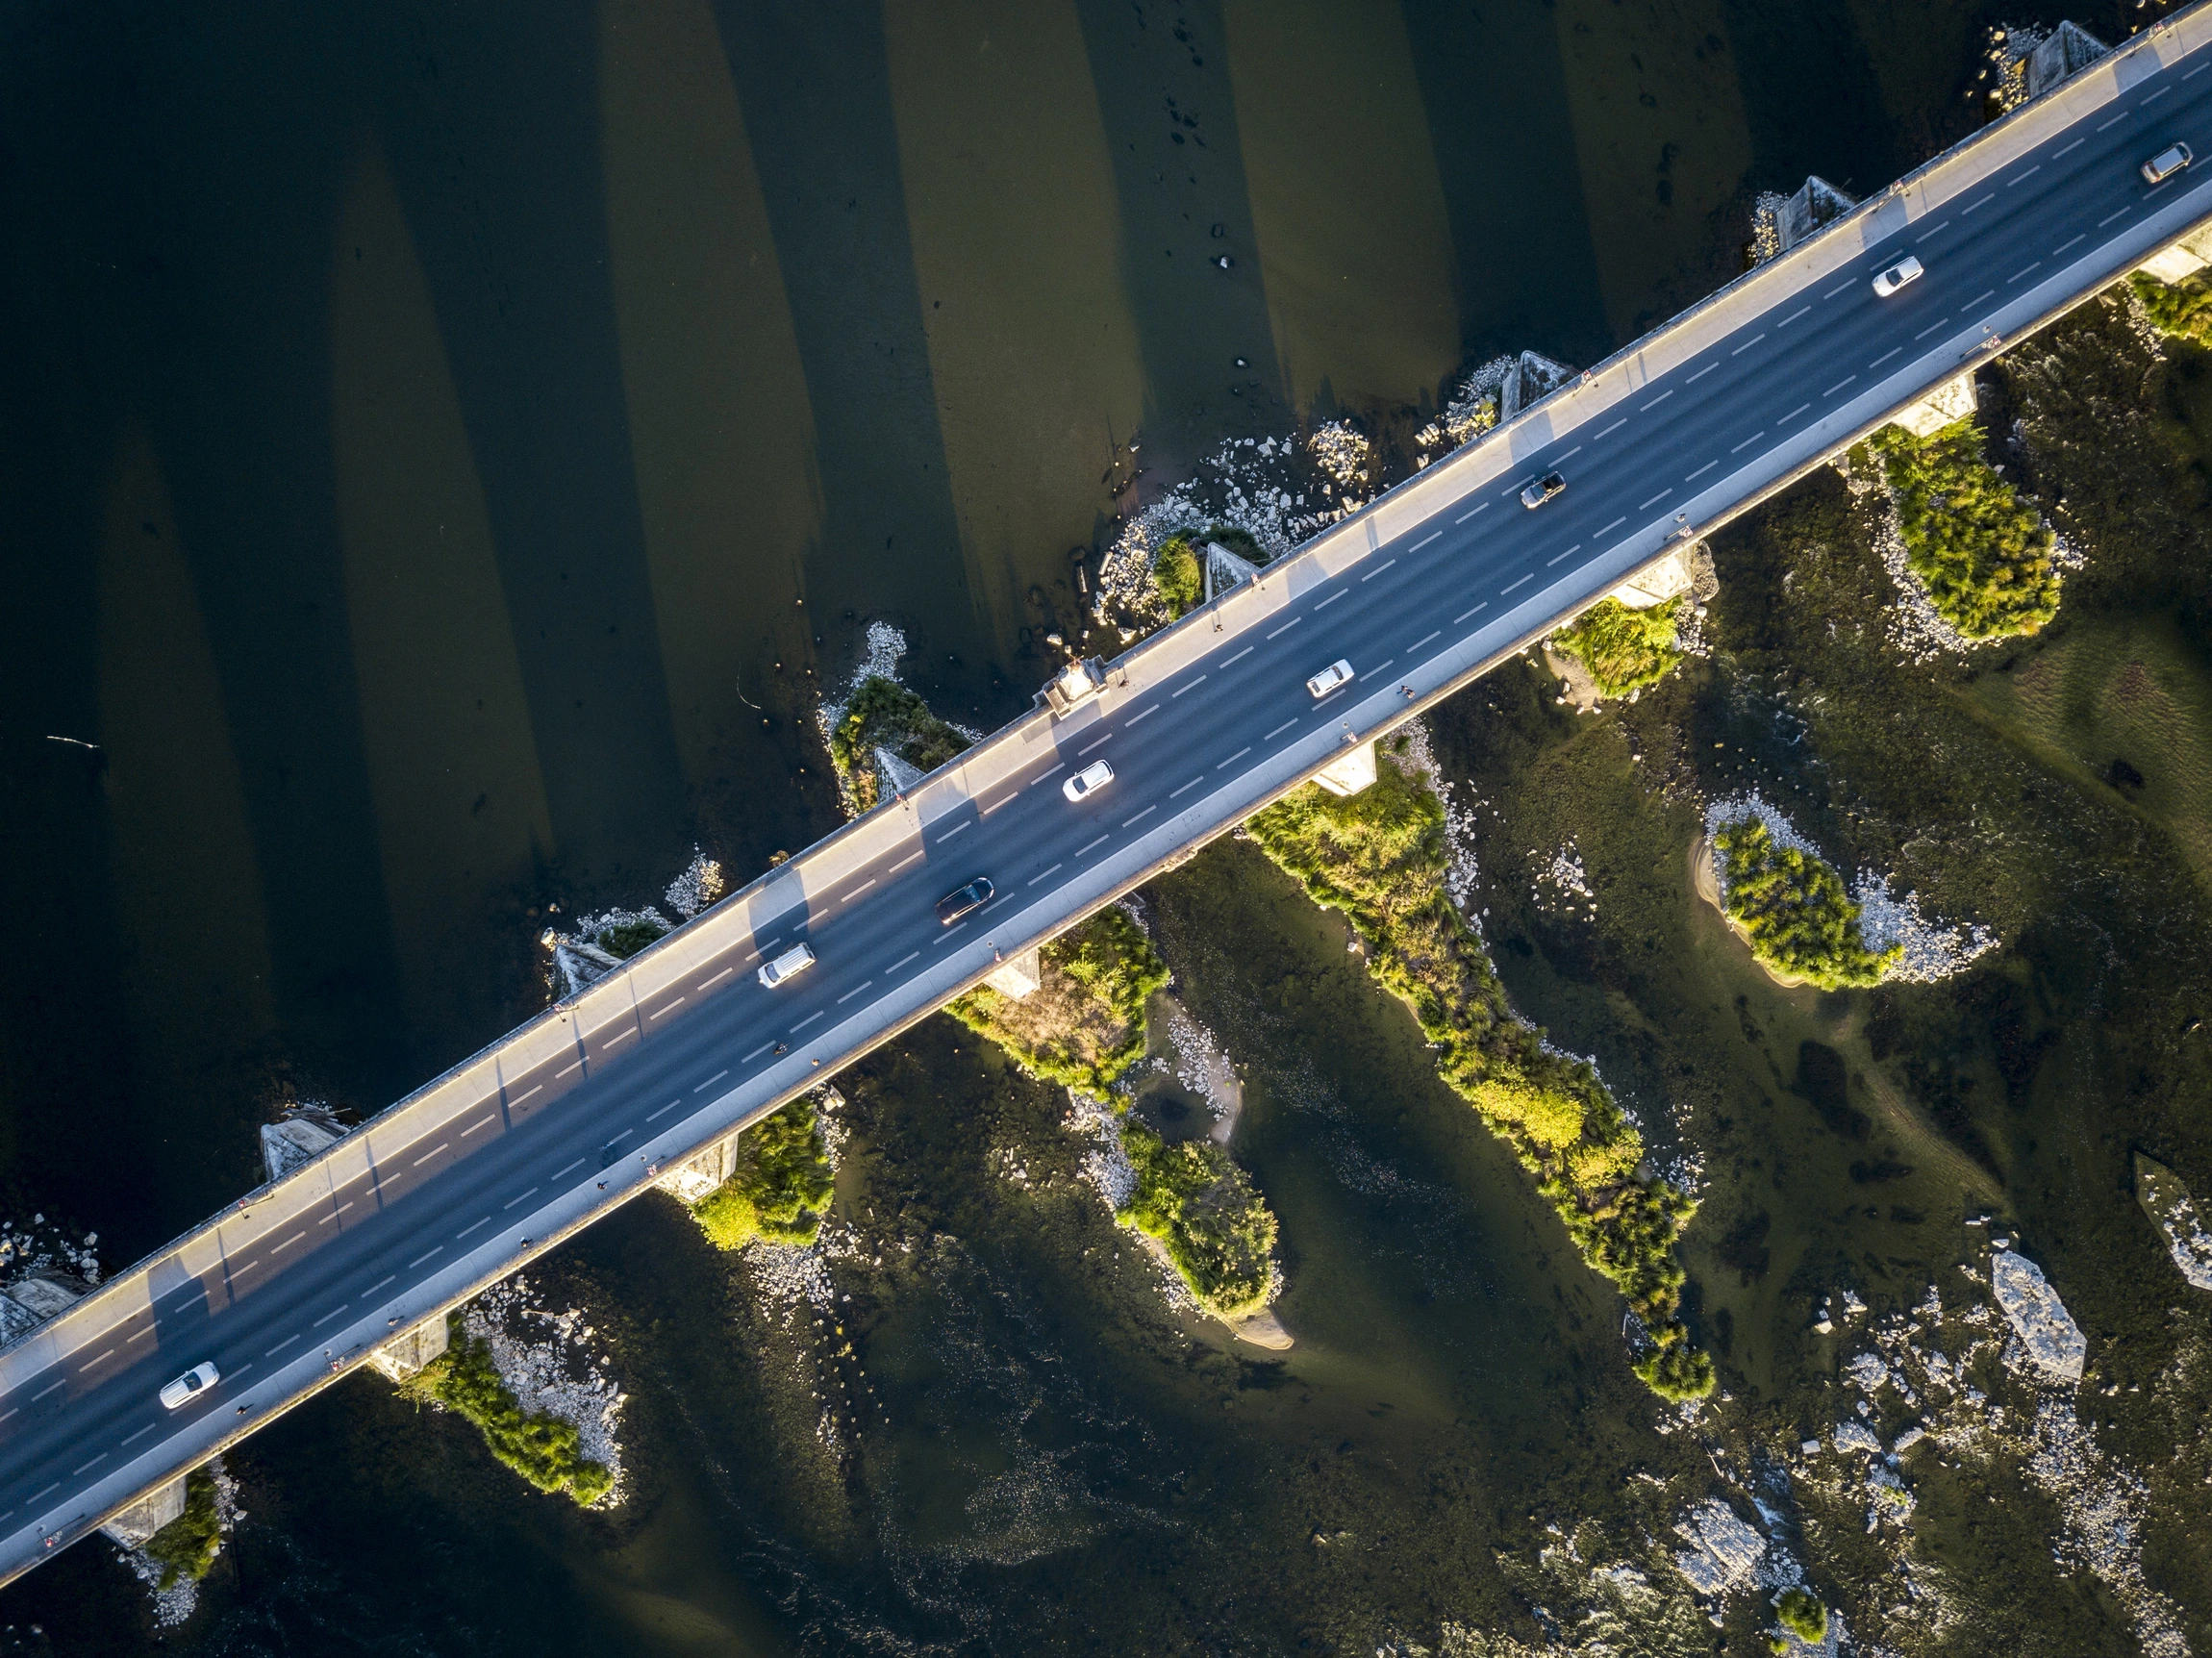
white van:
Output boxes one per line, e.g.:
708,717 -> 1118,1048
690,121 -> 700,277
758,942 -> 817,989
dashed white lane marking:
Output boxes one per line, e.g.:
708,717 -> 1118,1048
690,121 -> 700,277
232,1258 -> 261,1277
1961,191 -> 1997,214
1966,289 -> 1996,310
842,876 -> 880,898
1546,543 -> 1583,566
1216,746 -> 1252,769
1913,220 -> 1950,244
1594,417 -> 1628,440
122,1423 -> 158,1445
934,922 -> 968,946
368,1275 -> 395,1294
1169,775 -> 1205,798
1500,573 -> 1533,594
74,1454 -> 107,1475
1077,731 -> 1114,754
1122,805 -> 1158,828
556,1059 -> 583,1078
602,1027 -> 638,1049
1638,488 -> 1672,510
1641,389 -> 1674,411
791,1011 -> 825,1032
1456,501 -> 1492,522
1597,515 -> 1627,536
31,1382 -> 63,1401
693,1069 -> 730,1093
2142,85 -> 2174,105
1077,834 -> 1111,857
978,791 -> 1016,816
836,981 -> 873,1004
1822,278 -> 1855,298
1222,645 -> 1254,667
504,1188 -> 540,1210
1777,303 -> 1813,326
889,850 -> 924,877
1314,590 -> 1347,611
1822,374 -> 1857,397
318,1201 -> 355,1225
1265,718 -> 1298,740
409,1247 -> 443,1269
2006,163 -> 2041,187
1687,364 -> 1719,383
1409,631 -> 1440,652
413,1143 -> 449,1168
312,1304 -> 351,1329
2099,205 -> 2132,228
1170,674 -> 1207,697
128,1324 -> 155,1343
1730,431 -> 1765,453
703,966 -> 737,989
2052,233 -> 2085,258
1126,702 -> 1162,722
30,1483 -> 59,1503
2188,63 -> 2211,80
77,1349 -> 113,1372
1454,602 -> 1489,624
1778,401 -> 1812,423
889,950 -> 920,972
2053,138 -> 2085,159
1027,864 -> 1063,886
462,1114 -> 495,1137
2098,112 -> 2129,131
1357,659 -> 1395,682
1361,558 -> 1397,582
1411,531 -> 1441,551
1555,444 -> 1583,461
552,1159 -> 587,1180
647,1100 -> 682,1122
742,1043 -> 774,1062
456,1218 -> 490,1241
1728,332 -> 1766,356
1686,460 -> 1719,482
1029,764 -> 1066,789
271,1230 -> 306,1254
1266,616 -> 1302,639
936,820 -> 971,842
2007,261 -> 2043,285
647,996 -> 684,1023
1870,346 -> 1902,369
1913,316 -> 1951,340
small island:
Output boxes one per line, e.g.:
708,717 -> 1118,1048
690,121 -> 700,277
1708,816 -> 1898,991
1869,416 -> 2061,640
399,1313 -> 614,1506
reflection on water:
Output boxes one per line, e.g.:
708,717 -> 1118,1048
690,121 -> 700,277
0,0 -> 2025,1646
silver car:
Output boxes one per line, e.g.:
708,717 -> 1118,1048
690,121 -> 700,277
160,1362 -> 220,1410
2144,141 -> 2193,185
1062,760 -> 1115,801
757,942 -> 816,988
1871,255 -> 1923,297
1305,659 -> 1354,698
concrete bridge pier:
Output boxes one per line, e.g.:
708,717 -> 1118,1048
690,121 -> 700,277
367,1312 -> 451,1381
1890,370 -> 1980,438
99,1475 -> 185,1547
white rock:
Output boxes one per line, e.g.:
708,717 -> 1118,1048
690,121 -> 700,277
1671,1498 -> 1766,1596
1991,1250 -> 2085,1382
1834,1419 -> 1883,1456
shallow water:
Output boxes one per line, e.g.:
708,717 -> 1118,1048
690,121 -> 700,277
0,0 -> 2171,1651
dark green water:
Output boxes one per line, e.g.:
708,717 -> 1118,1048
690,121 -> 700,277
1,0 -> 2183,1652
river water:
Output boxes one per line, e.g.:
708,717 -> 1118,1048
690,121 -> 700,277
0,0 -> 2115,1651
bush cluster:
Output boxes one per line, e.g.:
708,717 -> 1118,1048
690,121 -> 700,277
1151,535 -> 1203,616
1870,417 -> 2060,639
1117,1118 -> 1277,1319
1245,754 -> 1711,1400
596,917 -> 667,960
1776,1586 -> 1828,1644
690,1094 -> 835,1250
2130,268 -> 2212,347
402,1318 -> 613,1505
1551,596 -> 1684,699
1713,818 -> 1898,990
140,1468 -> 222,1590
827,676 -> 972,814
947,908 -> 1169,1093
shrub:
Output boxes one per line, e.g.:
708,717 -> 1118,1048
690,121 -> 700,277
140,1469 -> 222,1590
1551,596 -> 1683,698
689,1094 -> 835,1249
401,1318 -> 613,1505
1118,1118 -> 1277,1319
2130,268 -> 2212,347
597,917 -> 667,960
1152,535 -> 1203,616
1245,757 -> 1711,1398
828,676 -> 972,814
1776,1587 -> 1828,1644
947,908 -> 1169,1093
1713,818 -> 1898,990
1871,418 -> 2060,640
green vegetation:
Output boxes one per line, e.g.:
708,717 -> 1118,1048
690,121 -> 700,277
400,1315 -> 614,1505
597,917 -> 667,959
689,1094 -> 835,1249
1245,754 -> 1711,1400
1551,596 -> 1683,699
2130,267 -> 2212,347
1152,534 -> 1203,616
1776,1587 -> 1828,1644
1870,418 -> 2060,640
1118,1118 -> 1277,1319
827,676 -> 973,814
140,1469 -> 221,1590
947,908 -> 1169,1093
1713,818 -> 1898,991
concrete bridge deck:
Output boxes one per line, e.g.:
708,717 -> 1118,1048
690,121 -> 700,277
8,0 -> 2212,1589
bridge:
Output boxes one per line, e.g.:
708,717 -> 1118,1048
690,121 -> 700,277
8,3 -> 2212,1590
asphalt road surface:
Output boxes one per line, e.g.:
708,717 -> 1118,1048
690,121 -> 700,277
5,28 -> 2210,1568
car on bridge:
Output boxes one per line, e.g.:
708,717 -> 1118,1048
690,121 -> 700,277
160,1361 -> 220,1410
2144,141 -> 2193,185
1520,470 -> 1567,509
1306,659 -> 1354,698
935,878 -> 994,925
1872,255 -> 1923,297
758,942 -> 817,988
1063,761 -> 1114,801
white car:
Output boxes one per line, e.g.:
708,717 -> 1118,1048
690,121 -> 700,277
2144,141 -> 2193,185
1871,255 -> 1923,297
1305,659 -> 1354,698
757,942 -> 816,989
1063,760 -> 1115,801
160,1362 -> 220,1410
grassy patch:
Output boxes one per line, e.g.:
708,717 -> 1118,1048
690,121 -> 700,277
1152,534 -> 1202,616
690,1094 -> 835,1250
1552,597 -> 1683,699
2130,267 -> 2212,348
597,917 -> 667,960
948,908 -> 1169,1094
401,1316 -> 613,1505
1712,818 -> 1898,990
1244,754 -> 1710,1399
140,1469 -> 221,1590
827,676 -> 973,814
1117,1118 -> 1276,1319
1870,418 -> 2060,640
